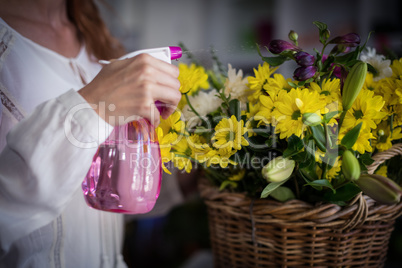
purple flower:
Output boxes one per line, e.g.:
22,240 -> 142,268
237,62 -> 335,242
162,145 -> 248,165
293,66 -> 317,81
330,44 -> 352,54
294,51 -> 315,66
328,33 -> 360,47
268,40 -> 301,54
331,64 -> 342,78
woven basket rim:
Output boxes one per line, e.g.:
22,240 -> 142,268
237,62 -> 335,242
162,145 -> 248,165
200,178 -> 402,229
199,143 -> 402,229
202,144 -> 402,267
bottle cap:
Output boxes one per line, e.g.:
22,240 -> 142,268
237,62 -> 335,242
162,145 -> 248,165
169,46 -> 183,60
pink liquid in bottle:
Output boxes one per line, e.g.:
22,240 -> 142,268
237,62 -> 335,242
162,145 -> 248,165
82,119 -> 162,214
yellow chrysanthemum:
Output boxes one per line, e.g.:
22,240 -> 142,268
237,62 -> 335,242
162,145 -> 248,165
396,89 -> 402,104
172,137 -> 192,173
363,72 -> 379,92
272,88 -> 327,139
316,157 -> 341,182
377,77 -> 400,106
157,127 -> 176,174
158,111 -> 186,139
178,63 -> 209,95
247,62 -> 278,103
393,104 -> 402,127
244,102 -> 262,137
255,94 -> 276,126
310,78 -> 341,104
207,147 -> 238,168
390,58 -> 402,80
342,89 -> 387,132
265,73 -> 294,92
228,169 -> 246,181
187,134 -> 208,158
309,78 -> 341,118
339,128 -> 374,154
190,137 -> 237,168
375,165 -> 388,177
372,121 -> 402,151
212,115 -> 249,151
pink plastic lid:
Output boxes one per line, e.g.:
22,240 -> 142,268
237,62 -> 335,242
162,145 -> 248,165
169,46 -> 183,60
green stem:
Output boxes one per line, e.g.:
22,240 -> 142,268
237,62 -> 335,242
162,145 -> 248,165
321,162 -> 328,180
320,43 -> 328,59
294,175 -> 300,199
172,152 -> 197,162
323,121 -> 332,150
185,93 -> 203,122
338,110 -> 347,132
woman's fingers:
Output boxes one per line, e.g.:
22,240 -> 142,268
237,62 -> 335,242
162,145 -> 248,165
79,53 -> 181,126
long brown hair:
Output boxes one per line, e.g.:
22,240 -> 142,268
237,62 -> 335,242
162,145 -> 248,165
67,0 -> 125,61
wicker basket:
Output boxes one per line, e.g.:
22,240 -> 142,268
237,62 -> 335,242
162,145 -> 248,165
199,143 -> 402,268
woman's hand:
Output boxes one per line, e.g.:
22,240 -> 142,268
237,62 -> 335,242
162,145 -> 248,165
79,53 -> 181,126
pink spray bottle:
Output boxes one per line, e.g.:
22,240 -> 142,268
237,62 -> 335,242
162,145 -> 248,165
82,46 -> 182,214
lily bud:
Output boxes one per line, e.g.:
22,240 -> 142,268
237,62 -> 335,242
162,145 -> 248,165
262,156 -> 295,183
342,61 -> 367,111
288,30 -> 298,43
329,33 -> 361,47
302,113 -> 322,126
295,51 -> 315,67
268,40 -> 301,54
293,66 -> 317,81
355,174 -> 402,204
342,150 -> 360,181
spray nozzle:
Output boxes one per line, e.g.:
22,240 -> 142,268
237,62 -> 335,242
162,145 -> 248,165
99,46 -> 183,65
169,46 -> 182,60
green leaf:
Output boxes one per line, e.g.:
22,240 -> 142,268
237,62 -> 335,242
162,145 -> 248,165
229,99 -> 241,120
310,125 -> 327,152
270,186 -> 296,202
323,183 -> 361,203
322,55 -> 335,70
300,161 -> 319,179
262,55 -> 288,67
254,129 -> 271,138
323,111 -> 341,123
335,49 -> 360,65
288,81 -> 298,88
341,122 -> 362,149
367,63 -> 378,76
359,153 -> 375,166
297,80 -> 306,87
313,21 -> 328,31
219,180 -> 237,191
260,180 -> 288,198
283,135 -> 304,158
304,78 -> 314,84
305,179 -> 336,193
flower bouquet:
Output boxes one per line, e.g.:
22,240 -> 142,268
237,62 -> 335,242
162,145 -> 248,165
157,21 -> 402,267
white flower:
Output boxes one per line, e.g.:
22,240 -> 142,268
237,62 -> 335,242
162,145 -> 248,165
181,89 -> 222,128
360,47 -> 392,81
224,64 -> 250,106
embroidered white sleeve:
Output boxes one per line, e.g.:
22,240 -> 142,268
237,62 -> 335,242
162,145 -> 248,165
0,89 -> 113,253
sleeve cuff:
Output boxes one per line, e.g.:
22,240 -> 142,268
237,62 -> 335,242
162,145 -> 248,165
56,89 -> 114,146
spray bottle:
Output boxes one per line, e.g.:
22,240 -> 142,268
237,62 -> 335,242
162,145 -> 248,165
82,46 -> 182,214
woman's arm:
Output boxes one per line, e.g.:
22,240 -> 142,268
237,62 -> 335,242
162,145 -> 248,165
0,89 -> 111,252
0,53 -> 180,252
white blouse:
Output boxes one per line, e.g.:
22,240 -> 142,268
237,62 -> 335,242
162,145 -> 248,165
0,18 -> 183,268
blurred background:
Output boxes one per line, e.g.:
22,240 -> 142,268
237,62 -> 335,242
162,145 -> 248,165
97,0 -> 402,267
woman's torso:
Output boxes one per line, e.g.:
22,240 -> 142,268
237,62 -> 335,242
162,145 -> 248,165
0,17 -> 125,268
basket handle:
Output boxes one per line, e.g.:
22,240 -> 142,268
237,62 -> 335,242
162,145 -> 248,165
366,143 -> 402,174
